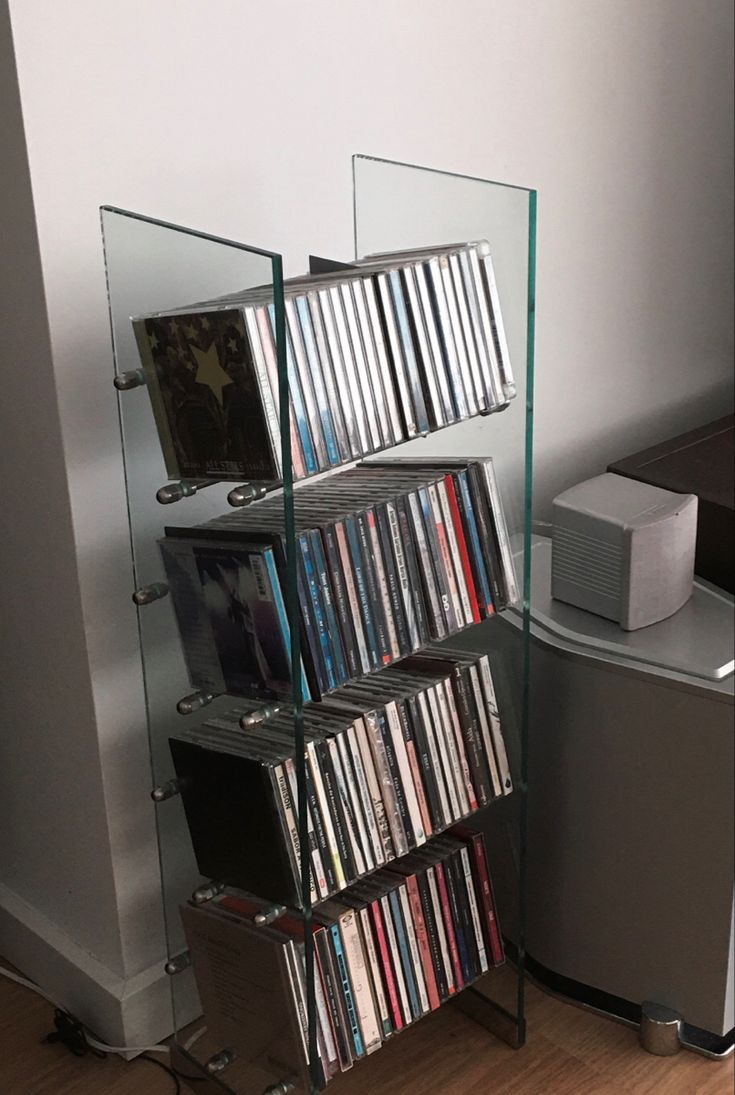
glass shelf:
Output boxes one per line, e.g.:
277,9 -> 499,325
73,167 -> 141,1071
102,154 -> 536,1094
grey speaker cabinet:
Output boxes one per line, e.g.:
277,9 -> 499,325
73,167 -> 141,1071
495,536 -> 734,1055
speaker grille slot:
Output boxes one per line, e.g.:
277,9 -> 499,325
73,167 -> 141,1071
552,526 -> 622,598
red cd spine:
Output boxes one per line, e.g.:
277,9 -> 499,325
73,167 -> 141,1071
369,899 -> 404,1031
444,474 -> 481,623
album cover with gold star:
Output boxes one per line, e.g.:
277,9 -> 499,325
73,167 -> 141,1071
133,308 -> 280,482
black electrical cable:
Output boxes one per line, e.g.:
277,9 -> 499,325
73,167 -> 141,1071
139,1052 -> 182,1094
170,1065 -> 208,1083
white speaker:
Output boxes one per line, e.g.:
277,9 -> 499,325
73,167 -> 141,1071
551,473 -> 698,630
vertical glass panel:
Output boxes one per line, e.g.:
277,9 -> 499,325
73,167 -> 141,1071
353,156 -> 533,542
102,209 -> 316,1093
353,155 -> 536,1046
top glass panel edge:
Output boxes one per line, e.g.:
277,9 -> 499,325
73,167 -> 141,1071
99,205 -> 283,261
352,153 -> 537,196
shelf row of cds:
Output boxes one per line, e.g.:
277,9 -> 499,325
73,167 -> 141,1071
181,825 -> 503,1088
160,458 -> 519,703
170,646 -> 511,908
133,241 -> 515,486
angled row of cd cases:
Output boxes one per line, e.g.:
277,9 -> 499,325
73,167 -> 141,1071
160,458 -> 519,703
132,240 -> 516,488
181,823 -> 504,1088
171,644 -> 512,910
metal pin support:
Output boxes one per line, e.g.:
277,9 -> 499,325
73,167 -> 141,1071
264,1082 -> 295,1095
164,951 -> 191,976
254,904 -> 286,927
206,1049 -> 235,1074
113,369 -> 146,391
132,582 -> 169,606
227,483 -> 268,508
192,881 -> 225,906
151,778 -> 185,803
639,1001 -> 682,1056
156,481 -> 201,505
240,703 -> 281,729
177,691 -> 216,715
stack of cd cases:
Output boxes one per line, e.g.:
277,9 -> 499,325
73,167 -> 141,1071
180,824 -> 504,1088
132,241 -> 514,485
159,458 -> 519,702
170,646 -> 511,907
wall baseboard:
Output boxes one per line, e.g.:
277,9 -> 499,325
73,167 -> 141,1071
0,881 -> 176,1050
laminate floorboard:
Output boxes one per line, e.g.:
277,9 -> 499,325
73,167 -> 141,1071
0,963 -> 731,1094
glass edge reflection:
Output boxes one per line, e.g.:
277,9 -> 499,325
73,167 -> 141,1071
352,152 -> 537,196
100,208 -> 179,1033
99,205 -> 281,260
516,186 -> 537,1035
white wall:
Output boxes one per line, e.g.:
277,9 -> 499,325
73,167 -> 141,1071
0,0 -> 119,951
3,0 -> 733,1041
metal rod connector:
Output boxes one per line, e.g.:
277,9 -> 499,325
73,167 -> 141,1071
157,481 -> 198,504
132,582 -> 169,606
164,951 -> 191,976
227,483 -> 268,508
151,778 -> 185,803
113,369 -> 146,391
254,904 -> 286,927
192,881 -> 225,906
240,703 -> 281,729
177,691 -> 216,715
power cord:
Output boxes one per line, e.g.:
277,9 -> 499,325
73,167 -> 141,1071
0,963 -> 168,1055
0,962 -> 207,1091
39,1007 -> 182,1093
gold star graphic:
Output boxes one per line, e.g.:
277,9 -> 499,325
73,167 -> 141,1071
191,343 -> 233,406
201,316 -> 210,329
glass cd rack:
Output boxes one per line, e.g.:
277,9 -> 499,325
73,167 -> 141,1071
102,155 -> 536,1095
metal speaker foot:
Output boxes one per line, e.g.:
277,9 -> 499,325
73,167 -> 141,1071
205,1049 -> 235,1074
264,1082 -> 295,1095
639,1001 -> 682,1056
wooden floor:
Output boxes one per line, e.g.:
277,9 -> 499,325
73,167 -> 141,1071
0,965 -> 731,1094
